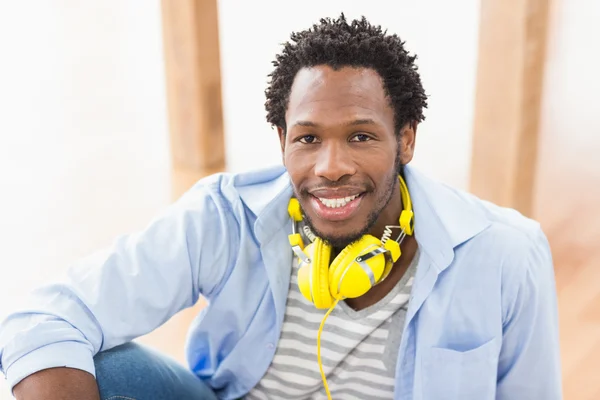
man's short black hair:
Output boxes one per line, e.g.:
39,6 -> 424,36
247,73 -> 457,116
265,14 -> 428,133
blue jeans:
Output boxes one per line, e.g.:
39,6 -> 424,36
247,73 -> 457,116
94,342 -> 218,400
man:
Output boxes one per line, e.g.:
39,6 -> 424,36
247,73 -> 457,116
0,14 -> 561,400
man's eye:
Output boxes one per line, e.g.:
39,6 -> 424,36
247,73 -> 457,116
299,135 -> 318,144
350,133 -> 371,142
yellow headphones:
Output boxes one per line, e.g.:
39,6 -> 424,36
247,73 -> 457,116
287,176 -> 414,309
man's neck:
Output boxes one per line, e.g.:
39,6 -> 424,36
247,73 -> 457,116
368,182 -> 404,241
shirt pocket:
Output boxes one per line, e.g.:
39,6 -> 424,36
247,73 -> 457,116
421,336 -> 499,400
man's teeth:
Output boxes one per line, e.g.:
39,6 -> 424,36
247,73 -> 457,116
318,194 -> 359,208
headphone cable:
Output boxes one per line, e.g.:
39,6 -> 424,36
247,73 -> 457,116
317,298 -> 340,400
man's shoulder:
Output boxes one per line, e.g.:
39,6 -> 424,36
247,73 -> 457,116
454,186 -> 542,242
441,183 -> 551,273
181,164 -> 290,216
423,183 -> 552,309
186,164 -> 286,191
408,166 -> 544,250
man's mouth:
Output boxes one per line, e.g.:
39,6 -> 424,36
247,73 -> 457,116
308,192 -> 364,221
316,194 -> 360,208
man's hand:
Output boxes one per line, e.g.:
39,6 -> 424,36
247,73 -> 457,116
13,367 -> 100,400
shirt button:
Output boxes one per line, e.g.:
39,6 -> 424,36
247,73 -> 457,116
266,343 -> 274,349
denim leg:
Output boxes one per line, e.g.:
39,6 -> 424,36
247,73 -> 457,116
94,342 -> 218,400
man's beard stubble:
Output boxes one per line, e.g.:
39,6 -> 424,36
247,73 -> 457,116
298,157 -> 403,252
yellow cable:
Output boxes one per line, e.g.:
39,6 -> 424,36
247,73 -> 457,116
317,298 -> 340,400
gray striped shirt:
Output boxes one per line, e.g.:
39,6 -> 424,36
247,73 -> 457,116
246,249 -> 418,400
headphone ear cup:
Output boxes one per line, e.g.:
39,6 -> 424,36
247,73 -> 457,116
297,239 -> 334,309
297,263 -> 312,304
312,239 -> 334,309
329,235 -> 388,300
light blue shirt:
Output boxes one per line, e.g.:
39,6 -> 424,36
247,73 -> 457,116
0,165 -> 562,399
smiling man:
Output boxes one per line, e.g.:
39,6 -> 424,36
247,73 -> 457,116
0,14 -> 561,400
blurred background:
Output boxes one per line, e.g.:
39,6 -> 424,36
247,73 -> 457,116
0,0 -> 598,398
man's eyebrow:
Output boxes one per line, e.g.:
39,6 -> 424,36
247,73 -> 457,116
292,120 -> 319,128
291,118 -> 378,128
345,118 -> 377,126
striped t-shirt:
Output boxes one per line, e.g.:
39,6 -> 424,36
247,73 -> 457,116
246,248 -> 418,400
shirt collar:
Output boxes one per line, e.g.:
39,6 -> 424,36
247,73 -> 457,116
235,165 -> 293,245
403,165 -> 490,271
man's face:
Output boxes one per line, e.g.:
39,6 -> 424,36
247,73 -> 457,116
279,66 -> 415,250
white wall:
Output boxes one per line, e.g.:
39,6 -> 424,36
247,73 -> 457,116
0,3 -> 170,396
0,5 -> 170,397
218,0 -> 480,190
0,0 -> 171,286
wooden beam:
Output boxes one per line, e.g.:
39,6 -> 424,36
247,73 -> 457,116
470,0 -> 550,216
160,0 -> 225,172
139,1 -> 225,356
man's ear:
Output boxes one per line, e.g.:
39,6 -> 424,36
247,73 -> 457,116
399,122 -> 417,165
277,126 -> 286,164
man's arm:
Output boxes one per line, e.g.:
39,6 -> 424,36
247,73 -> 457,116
13,368 -> 100,400
496,227 -> 562,399
0,178 -> 233,396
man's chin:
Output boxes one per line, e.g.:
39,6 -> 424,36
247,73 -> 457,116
302,208 -> 371,249
309,225 -> 366,251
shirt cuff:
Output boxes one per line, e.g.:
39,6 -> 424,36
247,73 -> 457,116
4,341 -> 96,393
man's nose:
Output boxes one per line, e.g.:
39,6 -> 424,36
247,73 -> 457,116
313,142 -> 356,181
